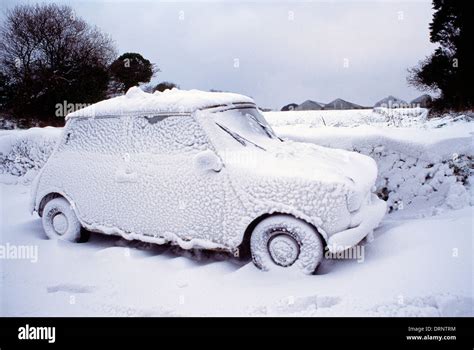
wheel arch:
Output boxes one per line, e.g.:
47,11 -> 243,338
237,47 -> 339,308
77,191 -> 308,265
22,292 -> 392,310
38,192 -> 65,217
37,192 -> 77,217
237,211 -> 327,259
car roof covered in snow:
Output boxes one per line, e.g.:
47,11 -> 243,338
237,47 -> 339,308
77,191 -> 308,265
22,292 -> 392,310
66,87 -> 255,119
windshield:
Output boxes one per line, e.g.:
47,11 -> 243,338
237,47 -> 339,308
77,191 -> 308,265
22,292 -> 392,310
212,107 -> 278,150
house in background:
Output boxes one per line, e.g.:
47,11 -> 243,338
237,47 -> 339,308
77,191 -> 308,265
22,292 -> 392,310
324,98 -> 363,110
281,98 -> 364,111
280,95 -> 432,111
410,94 -> 432,108
295,100 -> 324,111
374,95 -> 408,108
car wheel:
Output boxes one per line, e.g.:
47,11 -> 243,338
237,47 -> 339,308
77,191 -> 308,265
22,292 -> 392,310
42,197 -> 88,242
250,214 -> 324,274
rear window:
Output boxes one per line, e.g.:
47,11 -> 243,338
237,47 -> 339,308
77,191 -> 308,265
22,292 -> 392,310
60,117 -> 129,154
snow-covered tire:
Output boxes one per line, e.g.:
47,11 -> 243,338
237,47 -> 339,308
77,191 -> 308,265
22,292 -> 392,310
250,215 -> 324,274
42,197 -> 87,242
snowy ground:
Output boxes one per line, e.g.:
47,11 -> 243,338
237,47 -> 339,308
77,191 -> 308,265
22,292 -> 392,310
1,108 -> 473,316
1,183 -> 472,316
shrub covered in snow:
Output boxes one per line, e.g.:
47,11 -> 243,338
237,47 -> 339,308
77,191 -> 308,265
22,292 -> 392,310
268,112 -> 474,215
0,128 -> 62,182
367,148 -> 471,213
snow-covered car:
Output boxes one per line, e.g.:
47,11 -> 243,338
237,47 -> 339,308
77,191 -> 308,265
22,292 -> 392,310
30,87 -> 386,274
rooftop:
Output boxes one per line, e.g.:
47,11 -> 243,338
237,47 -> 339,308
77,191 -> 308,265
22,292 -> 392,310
66,87 -> 255,119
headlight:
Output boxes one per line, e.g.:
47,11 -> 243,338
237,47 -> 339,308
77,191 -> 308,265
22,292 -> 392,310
347,191 -> 363,212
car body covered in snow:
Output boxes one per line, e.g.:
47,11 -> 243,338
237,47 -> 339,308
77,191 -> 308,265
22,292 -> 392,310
30,87 -> 386,273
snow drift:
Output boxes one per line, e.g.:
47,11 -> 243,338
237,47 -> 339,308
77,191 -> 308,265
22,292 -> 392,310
264,110 -> 473,216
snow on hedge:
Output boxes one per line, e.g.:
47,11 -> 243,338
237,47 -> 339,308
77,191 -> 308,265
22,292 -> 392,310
0,127 -> 62,184
265,111 -> 474,215
265,107 -> 430,128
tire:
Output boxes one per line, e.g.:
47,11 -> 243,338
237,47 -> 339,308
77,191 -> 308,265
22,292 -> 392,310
42,197 -> 88,242
250,215 -> 324,274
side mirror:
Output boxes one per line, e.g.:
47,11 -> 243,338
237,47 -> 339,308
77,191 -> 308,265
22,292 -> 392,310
194,149 -> 223,172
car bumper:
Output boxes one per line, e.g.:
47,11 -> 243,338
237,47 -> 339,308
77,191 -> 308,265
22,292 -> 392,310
327,194 -> 387,253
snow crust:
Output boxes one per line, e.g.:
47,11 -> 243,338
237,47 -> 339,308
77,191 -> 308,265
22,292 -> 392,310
66,87 -> 254,119
33,114 -> 243,251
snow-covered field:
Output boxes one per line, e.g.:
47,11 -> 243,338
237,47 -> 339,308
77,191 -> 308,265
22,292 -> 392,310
1,183 -> 472,316
1,108 -> 473,316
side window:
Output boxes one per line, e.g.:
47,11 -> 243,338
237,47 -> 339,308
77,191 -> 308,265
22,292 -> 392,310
130,115 -> 210,154
60,117 -> 128,154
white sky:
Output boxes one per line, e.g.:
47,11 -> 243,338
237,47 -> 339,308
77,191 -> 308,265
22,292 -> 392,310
2,0 -> 436,109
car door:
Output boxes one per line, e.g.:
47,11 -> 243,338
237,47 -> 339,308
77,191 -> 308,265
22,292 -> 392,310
116,113 -> 232,247
56,116 -> 132,228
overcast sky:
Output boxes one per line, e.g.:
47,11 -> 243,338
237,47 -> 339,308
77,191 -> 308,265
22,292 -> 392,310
2,0 -> 436,109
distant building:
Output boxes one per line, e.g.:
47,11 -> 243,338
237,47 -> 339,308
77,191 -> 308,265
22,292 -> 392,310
410,94 -> 432,108
280,98 -> 366,111
324,98 -> 363,110
374,95 -> 408,108
295,100 -> 324,111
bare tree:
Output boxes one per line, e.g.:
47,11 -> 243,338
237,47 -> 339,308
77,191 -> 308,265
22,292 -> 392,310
0,4 -> 117,123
